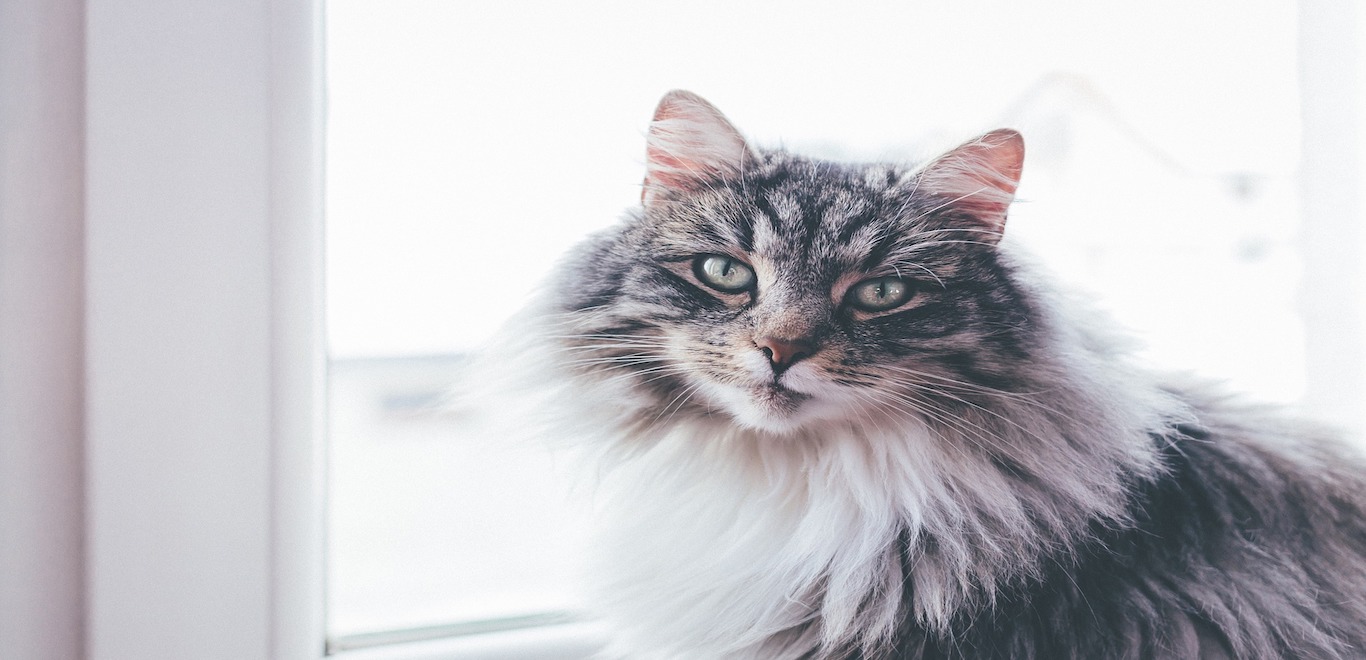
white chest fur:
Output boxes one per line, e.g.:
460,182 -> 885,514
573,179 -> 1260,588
589,420 -> 958,659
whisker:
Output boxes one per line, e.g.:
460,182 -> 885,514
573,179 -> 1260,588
876,366 -> 1084,432
896,239 -> 1001,254
895,226 -> 1009,242
872,388 -> 1020,456
646,379 -> 706,430
854,387 -> 992,463
899,261 -> 945,290
878,365 -> 1055,400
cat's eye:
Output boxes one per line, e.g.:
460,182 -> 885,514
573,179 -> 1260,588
693,255 -> 756,293
848,277 -> 913,312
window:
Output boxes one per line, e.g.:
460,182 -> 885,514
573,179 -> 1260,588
323,0 -> 1365,655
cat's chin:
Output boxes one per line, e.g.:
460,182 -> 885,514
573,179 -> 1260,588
730,412 -> 807,436
706,381 -> 831,436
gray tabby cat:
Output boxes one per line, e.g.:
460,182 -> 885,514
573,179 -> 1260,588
490,90 -> 1366,659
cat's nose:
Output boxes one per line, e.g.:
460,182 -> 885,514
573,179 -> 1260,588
755,337 -> 816,373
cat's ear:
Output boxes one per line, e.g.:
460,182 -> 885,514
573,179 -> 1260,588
643,90 -> 753,206
911,129 -> 1024,243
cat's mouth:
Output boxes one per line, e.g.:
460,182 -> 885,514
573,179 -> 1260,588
752,381 -> 809,405
677,346 -> 828,433
723,381 -> 813,433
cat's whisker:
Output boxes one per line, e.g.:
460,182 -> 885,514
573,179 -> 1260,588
549,343 -> 672,356
896,238 -> 1001,254
896,226 -> 1009,241
855,387 -> 994,464
923,187 -> 990,218
583,363 -> 692,387
878,364 -> 1057,400
559,355 -> 667,369
901,383 -> 1055,453
876,365 -> 1087,431
551,351 -> 664,362
543,340 -> 673,354
636,368 -> 696,387
887,225 -> 975,240
548,333 -> 669,341
544,342 -> 665,354
545,333 -> 672,344
898,261 -> 945,290
832,374 -> 996,449
644,378 -> 706,431
864,374 -> 1046,452
870,387 -> 1020,457
845,386 -> 934,439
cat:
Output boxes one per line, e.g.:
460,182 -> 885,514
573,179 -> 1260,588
476,90 -> 1366,659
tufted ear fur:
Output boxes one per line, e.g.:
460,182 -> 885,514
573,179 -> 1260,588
912,129 -> 1025,243
643,90 -> 754,206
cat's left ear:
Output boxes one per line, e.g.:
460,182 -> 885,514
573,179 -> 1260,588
911,129 -> 1024,243
642,90 -> 754,206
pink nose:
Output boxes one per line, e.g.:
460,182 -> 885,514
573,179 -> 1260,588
755,337 -> 816,372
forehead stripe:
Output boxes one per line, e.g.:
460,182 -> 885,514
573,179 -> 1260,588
835,206 -> 881,245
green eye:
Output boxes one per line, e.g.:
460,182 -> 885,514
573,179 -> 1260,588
849,277 -> 912,312
693,255 -> 755,293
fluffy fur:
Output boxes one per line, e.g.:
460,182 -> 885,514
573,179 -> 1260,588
473,91 -> 1366,659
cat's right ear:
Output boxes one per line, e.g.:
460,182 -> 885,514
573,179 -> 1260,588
910,129 -> 1025,243
643,90 -> 753,206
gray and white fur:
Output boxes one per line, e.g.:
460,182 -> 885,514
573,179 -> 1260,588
475,91 -> 1366,659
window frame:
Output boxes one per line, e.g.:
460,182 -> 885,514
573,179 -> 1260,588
83,0 -> 327,656
79,1 -> 605,657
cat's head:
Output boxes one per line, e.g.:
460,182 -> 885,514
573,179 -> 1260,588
551,91 -> 1034,436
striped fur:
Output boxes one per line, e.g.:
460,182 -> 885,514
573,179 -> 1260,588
476,92 -> 1366,659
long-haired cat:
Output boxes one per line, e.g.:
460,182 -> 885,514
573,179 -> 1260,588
477,91 -> 1366,659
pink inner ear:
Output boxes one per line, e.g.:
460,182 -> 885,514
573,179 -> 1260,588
643,91 -> 751,203
644,142 -> 699,192
916,129 -> 1025,237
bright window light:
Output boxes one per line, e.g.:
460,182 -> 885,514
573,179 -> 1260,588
325,0 -> 1303,645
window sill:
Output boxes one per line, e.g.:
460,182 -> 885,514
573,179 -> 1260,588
328,621 -> 609,660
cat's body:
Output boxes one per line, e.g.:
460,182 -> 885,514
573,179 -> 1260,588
482,91 -> 1366,659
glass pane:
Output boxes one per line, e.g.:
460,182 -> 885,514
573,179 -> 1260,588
325,0 -> 1304,642
327,356 -> 590,637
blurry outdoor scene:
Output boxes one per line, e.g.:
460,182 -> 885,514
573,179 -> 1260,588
326,0 -> 1319,644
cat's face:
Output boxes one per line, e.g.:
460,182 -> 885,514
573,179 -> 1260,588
555,92 -> 1032,436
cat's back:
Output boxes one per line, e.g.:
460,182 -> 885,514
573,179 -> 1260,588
897,390 -> 1366,660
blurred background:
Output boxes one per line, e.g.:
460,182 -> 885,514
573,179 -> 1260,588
323,0 -> 1366,651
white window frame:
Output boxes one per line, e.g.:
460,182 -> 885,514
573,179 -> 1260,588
83,0 -> 327,656
80,0 -> 604,657
4,0 -> 600,657
2,1 -> 1362,658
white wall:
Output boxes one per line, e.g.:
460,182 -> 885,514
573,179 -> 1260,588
0,1 -> 87,658
84,0 -> 274,656
2,1 -> 324,659
83,1 -> 324,658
